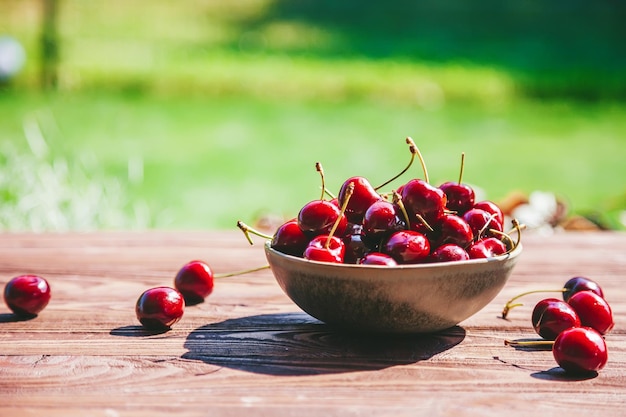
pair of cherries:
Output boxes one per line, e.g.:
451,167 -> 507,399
504,276 -> 614,375
268,138 -> 519,265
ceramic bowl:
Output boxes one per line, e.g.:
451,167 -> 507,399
264,242 -> 522,334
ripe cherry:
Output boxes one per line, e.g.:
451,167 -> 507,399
431,243 -> 470,263
473,200 -> 504,227
174,260 -> 214,305
567,290 -> 614,335
135,286 -> 184,331
303,235 -> 345,263
401,178 -> 447,226
358,252 -> 398,266
467,237 -> 507,259
563,276 -> 604,301
531,298 -> 581,340
337,176 -> 381,224
271,218 -> 310,257
362,200 -> 405,242
430,213 -> 473,248
439,152 -> 475,215
383,230 -> 431,264
553,327 -> 608,375
463,208 -> 503,240
3,275 -> 51,317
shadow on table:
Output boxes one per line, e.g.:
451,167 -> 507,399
181,312 -> 465,376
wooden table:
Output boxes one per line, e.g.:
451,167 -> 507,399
0,231 -> 624,416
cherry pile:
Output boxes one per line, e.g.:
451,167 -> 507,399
504,276 -> 614,375
242,137 -> 521,265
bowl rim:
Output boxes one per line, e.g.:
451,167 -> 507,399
264,240 -> 522,270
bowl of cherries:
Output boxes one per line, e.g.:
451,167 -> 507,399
241,138 -> 523,334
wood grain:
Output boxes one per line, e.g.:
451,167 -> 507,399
0,231 -> 625,416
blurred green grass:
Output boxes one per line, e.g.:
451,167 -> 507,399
1,1 -> 625,231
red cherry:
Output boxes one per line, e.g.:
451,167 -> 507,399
467,237 -> 507,259
567,291 -> 614,335
383,230 -> 431,264
463,208 -> 503,239
135,286 -> 184,331
3,275 -> 51,317
472,200 -> 504,227
430,243 -> 470,263
362,200 -> 405,241
342,224 -> 369,264
337,176 -> 381,224
173,260 -> 214,305
531,298 -> 581,340
553,327 -> 608,374
271,218 -> 310,257
431,213 -> 474,248
563,276 -> 604,302
303,235 -> 345,263
298,199 -> 347,237
401,178 -> 447,226
358,252 -> 398,266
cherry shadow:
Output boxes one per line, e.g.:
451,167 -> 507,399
531,367 -> 599,381
0,312 -> 36,323
109,324 -> 171,337
182,312 -> 465,376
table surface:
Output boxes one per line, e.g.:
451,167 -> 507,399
0,230 -> 624,416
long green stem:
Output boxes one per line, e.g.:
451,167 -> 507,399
237,220 -> 272,245
215,265 -> 270,278
375,138 -> 417,190
501,287 -> 566,319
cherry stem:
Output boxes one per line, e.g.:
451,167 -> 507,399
408,137 -> 430,184
477,213 -> 498,240
215,265 -> 271,278
392,190 -> 411,230
236,220 -> 273,245
326,182 -> 354,249
458,152 -> 466,184
374,137 -> 417,190
501,287 -> 567,319
415,213 -> 434,232
504,339 -> 554,349
316,162 -> 326,201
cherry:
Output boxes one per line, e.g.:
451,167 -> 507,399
553,327 -> 608,375
431,243 -> 470,263
401,178 -> 447,226
3,275 -> 51,317
174,260 -> 214,305
342,224 -> 370,264
362,200 -> 405,242
563,276 -> 604,302
567,290 -> 614,335
467,237 -> 507,259
430,213 -> 473,248
531,298 -> 581,340
135,286 -> 184,331
383,230 -> 431,264
439,152 -> 475,215
473,200 -> 504,227
303,235 -> 345,263
358,252 -> 398,266
463,208 -> 503,240
337,176 -> 381,224
271,218 -> 310,257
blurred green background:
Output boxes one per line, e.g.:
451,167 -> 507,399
1,0 -> 625,231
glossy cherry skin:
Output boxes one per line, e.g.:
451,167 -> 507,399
3,275 -> 51,317
174,260 -> 214,305
531,298 -> 581,340
430,214 -> 473,249
135,286 -> 184,330
472,201 -> 504,227
337,176 -> 381,224
383,230 -> 431,264
439,181 -> 475,215
362,200 -> 405,241
567,290 -> 614,335
303,235 -> 345,263
358,252 -> 398,266
401,178 -> 447,226
563,276 -> 604,302
430,243 -> 470,263
342,224 -> 369,264
553,327 -> 608,375
271,218 -> 310,257
298,200 -> 347,237
463,208 -> 503,240
467,237 -> 507,259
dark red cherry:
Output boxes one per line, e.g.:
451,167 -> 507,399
358,252 -> 398,266
3,275 -> 51,317
467,237 -> 507,259
563,276 -> 604,302
567,291 -> 614,335
463,208 -> 503,239
298,200 -> 347,237
342,224 -> 369,264
303,235 -> 345,263
271,218 -> 310,257
430,243 -> 470,263
383,230 -> 431,264
362,200 -> 405,241
174,260 -> 214,305
401,178 -> 447,226
337,176 -> 381,224
440,181 -> 475,215
472,201 -> 504,227
553,327 -> 608,375
531,298 -> 581,340
135,286 -> 184,330
431,213 -> 473,248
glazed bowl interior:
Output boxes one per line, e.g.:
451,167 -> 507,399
264,242 -> 522,334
